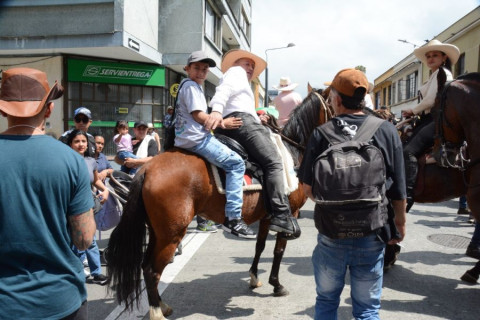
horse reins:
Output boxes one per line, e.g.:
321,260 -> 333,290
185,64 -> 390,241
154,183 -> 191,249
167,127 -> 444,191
263,121 -> 305,151
263,91 -> 333,152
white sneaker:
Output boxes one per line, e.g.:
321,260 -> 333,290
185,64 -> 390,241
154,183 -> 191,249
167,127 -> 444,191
84,267 -> 91,279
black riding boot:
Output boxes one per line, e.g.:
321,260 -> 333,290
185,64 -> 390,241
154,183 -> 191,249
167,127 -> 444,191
404,153 -> 418,212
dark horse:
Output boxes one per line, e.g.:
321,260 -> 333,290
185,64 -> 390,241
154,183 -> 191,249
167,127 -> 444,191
419,70 -> 480,284
412,69 -> 480,217
106,92 -> 333,319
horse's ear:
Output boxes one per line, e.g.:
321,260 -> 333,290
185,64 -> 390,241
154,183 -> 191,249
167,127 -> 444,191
437,67 -> 447,91
307,82 -> 313,94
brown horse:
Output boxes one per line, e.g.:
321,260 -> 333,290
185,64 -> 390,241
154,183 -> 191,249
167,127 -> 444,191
106,92 -> 333,320
412,69 -> 480,220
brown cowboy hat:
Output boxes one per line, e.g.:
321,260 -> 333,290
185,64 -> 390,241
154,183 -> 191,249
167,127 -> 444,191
0,68 -> 64,117
221,49 -> 267,80
414,39 -> 460,65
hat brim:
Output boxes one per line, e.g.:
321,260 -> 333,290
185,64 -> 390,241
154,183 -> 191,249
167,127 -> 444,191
273,83 -> 298,91
221,50 -> 266,80
0,81 -> 63,117
414,42 -> 460,65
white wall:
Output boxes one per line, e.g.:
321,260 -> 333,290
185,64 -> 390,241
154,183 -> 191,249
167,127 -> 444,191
124,0 -> 159,49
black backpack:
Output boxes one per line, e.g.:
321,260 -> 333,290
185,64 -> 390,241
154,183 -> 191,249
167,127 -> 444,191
312,116 -> 388,239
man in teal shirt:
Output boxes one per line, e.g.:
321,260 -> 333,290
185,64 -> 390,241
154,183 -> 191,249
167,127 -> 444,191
0,68 -> 96,319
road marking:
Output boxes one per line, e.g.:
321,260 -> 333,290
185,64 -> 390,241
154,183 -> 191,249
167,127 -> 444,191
105,231 -> 211,320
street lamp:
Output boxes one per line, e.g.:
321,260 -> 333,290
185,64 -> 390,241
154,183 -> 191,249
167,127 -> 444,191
397,39 -> 419,48
264,43 -> 295,107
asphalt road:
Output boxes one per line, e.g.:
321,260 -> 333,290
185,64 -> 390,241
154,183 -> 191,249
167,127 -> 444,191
87,198 -> 478,320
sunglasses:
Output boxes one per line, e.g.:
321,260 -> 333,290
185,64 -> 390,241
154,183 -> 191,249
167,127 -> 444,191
74,117 -> 90,124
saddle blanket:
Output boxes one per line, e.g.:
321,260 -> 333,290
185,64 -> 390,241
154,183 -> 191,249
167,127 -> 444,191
211,132 -> 299,194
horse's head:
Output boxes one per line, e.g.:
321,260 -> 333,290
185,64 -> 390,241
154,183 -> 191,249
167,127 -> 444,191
433,68 -> 466,153
282,91 -> 333,163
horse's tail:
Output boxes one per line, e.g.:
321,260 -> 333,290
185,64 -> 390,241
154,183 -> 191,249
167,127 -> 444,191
106,171 -> 147,310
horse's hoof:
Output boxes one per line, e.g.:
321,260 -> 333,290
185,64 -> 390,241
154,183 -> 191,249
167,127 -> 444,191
273,286 -> 289,297
249,272 -> 263,288
160,301 -> 173,317
250,279 -> 263,288
149,306 -> 167,320
278,232 -> 300,240
461,270 -> 479,284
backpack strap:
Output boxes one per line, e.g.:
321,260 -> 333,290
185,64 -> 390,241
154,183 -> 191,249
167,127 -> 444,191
317,120 -> 339,145
172,79 -> 195,119
353,116 -> 385,142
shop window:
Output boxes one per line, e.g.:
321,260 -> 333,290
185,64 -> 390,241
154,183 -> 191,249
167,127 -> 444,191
392,82 -> 396,104
67,82 -> 163,156
405,71 -> 417,100
455,53 -> 465,77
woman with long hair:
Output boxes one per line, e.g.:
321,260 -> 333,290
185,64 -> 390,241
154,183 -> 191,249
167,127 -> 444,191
401,40 -> 460,211
68,129 -> 110,285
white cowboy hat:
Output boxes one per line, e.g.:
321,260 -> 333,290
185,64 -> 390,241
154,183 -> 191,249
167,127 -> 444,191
273,77 -> 298,91
221,49 -> 267,80
414,39 -> 460,65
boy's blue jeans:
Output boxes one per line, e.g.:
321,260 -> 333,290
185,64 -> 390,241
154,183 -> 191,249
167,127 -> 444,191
188,134 -> 244,220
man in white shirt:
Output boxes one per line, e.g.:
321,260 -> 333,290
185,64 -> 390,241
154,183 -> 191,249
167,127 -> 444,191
205,49 -> 301,239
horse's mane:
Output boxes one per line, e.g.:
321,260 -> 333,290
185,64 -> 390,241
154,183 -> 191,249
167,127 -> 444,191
282,92 -> 326,162
457,72 -> 480,83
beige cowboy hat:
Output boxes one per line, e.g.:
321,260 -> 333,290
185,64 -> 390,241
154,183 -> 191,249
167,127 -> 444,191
221,49 -> 267,80
0,67 -> 64,117
414,39 -> 460,65
273,76 -> 298,91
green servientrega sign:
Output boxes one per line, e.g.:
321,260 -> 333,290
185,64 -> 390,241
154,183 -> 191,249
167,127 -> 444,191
67,58 -> 165,86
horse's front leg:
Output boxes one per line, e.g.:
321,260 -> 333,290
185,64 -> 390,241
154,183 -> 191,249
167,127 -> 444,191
249,218 -> 270,288
269,235 -> 289,296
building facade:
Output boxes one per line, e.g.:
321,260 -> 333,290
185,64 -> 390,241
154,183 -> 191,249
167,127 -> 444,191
0,0 -> 254,156
373,6 -> 480,118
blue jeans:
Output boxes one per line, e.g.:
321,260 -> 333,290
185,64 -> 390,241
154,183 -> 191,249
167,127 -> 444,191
459,195 -> 468,209
216,112 -> 291,217
312,233 -> 385,320
72,236 -> 102,276
188,134 -> 245,220
117,150 -> 138,175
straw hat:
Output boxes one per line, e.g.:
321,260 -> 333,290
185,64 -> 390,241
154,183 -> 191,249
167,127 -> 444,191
273,77 -> 298,91
414,39 -> 460,65
221,49 -> 266,80
0,68 -> 63,117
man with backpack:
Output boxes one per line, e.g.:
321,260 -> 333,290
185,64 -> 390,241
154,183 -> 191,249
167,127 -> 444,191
298,68 -> 407,320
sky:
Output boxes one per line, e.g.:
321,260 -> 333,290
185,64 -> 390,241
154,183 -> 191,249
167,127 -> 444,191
251,0 -> 480,98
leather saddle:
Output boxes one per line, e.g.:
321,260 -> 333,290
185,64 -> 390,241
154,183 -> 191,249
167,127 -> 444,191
215,133 -> 264,184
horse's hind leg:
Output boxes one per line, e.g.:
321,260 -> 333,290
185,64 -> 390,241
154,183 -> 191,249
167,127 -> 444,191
249,219 -> 270,288
142,227 -> 176,320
